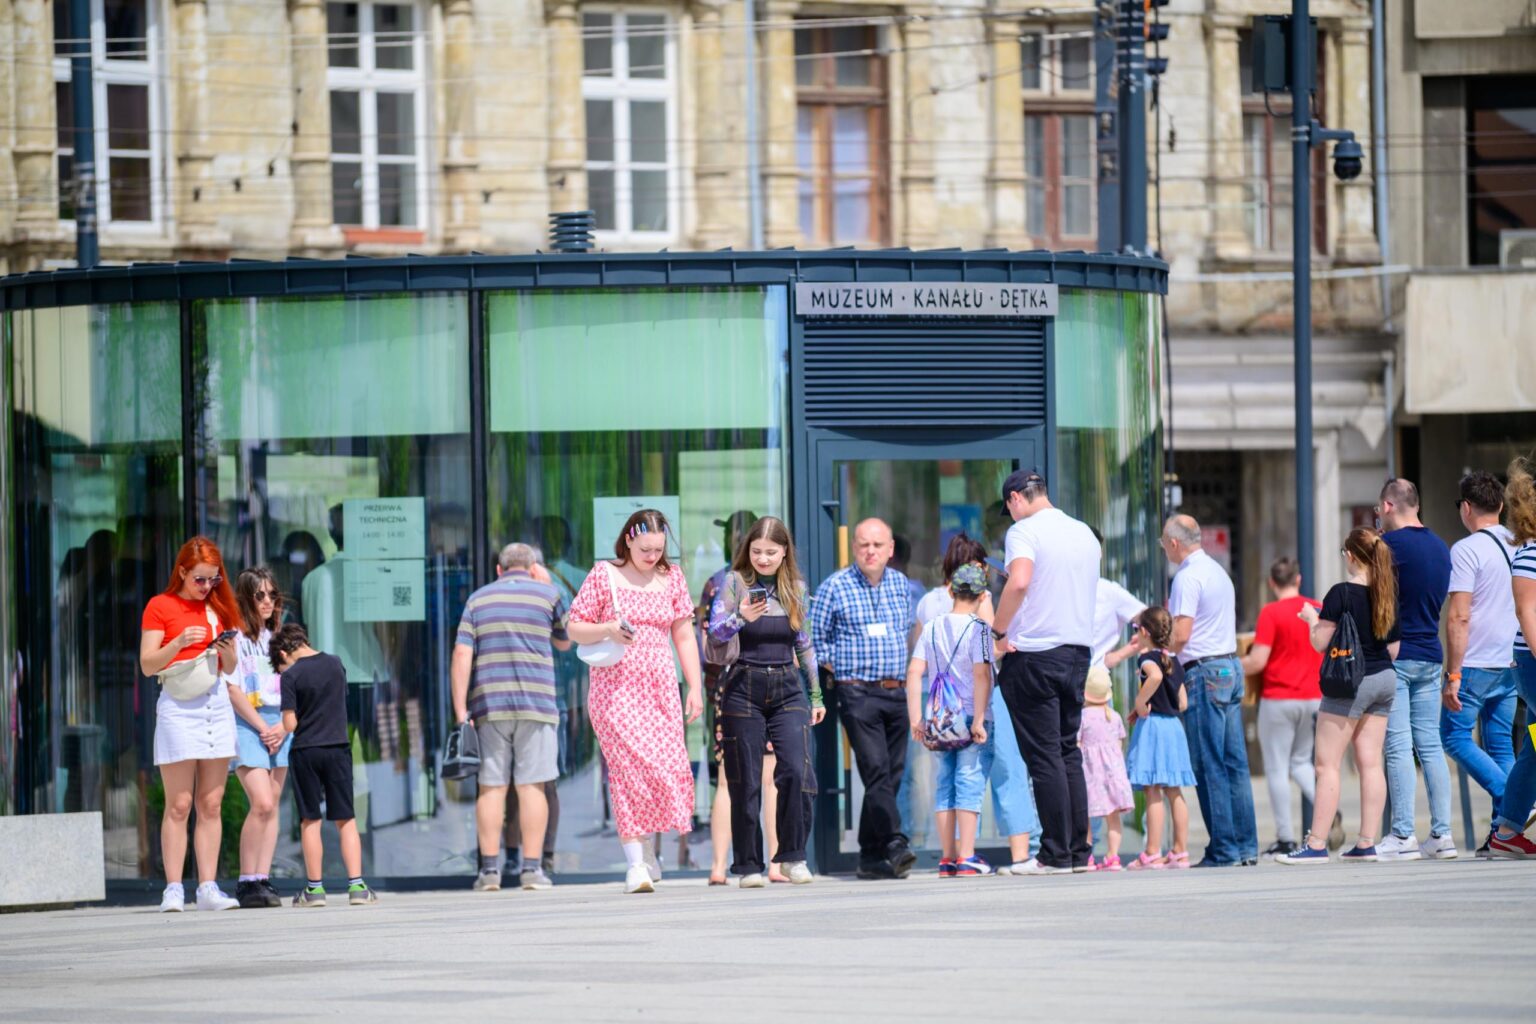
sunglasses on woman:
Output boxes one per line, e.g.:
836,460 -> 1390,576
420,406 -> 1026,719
253,589 -> 276,601
190,574 -> 223,587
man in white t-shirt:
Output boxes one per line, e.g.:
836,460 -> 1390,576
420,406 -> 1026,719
1163,514 -> 1258,867
1442,471 -> 1520,834
991,469 -> 1101,874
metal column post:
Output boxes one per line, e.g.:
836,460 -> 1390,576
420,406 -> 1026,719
69,0 -> 98,268
1117,0 -> 1146,254
1292,0 -> 1315,588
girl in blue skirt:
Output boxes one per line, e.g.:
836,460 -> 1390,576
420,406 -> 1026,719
1124,608 -> 1196,870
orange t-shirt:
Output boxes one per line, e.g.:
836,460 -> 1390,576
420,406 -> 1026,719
141,594 -> 222,665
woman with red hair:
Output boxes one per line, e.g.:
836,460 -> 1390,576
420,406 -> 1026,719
139,536 -> 242,912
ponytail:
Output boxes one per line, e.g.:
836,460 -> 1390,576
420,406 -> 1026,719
1345,526 -> 1397,640
1136,607 -> 1176,679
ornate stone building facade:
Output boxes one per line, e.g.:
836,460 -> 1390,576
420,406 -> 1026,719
2,0 -> 1426,617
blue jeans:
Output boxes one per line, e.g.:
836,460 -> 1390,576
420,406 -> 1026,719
1182,656 -> 1258,863
1385,660 -> 1453,839
1440,665 -> 1517,807
1494,651 -> 1536,834
934,719 -> 990,813
982,687 -> 1041,844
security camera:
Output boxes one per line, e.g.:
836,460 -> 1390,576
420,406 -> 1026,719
1332,137 -> 1364,181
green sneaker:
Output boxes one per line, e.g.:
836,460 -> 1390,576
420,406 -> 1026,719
292,886 -> 327,908
348,882 -> 379,906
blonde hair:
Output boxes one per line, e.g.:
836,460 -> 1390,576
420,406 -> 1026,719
1508,456 -> 1536,545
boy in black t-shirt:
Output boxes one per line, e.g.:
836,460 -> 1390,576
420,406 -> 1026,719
271,623 -> 378,907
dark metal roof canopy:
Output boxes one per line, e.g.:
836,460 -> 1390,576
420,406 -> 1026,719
0,248 -> 1166,310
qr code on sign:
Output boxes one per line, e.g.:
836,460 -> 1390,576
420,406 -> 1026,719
392,585 -> 411,607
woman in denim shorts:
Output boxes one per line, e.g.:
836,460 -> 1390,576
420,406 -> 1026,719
224,567 -> 293,907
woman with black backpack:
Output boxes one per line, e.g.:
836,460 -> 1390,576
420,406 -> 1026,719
1278,527 -> 1400,865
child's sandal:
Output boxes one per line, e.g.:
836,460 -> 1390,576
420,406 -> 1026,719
1165,850 -> 1190,869
1126,851 -> 1166,870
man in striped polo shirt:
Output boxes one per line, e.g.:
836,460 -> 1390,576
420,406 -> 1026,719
452,543 -> 571,892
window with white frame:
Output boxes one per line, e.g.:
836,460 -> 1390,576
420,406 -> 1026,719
327,1 -> 427,230
52,0 -> 163,225
581,10 -> 676,237
1020,26 -> 1096,245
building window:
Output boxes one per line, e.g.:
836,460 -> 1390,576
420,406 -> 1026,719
1466,76 -> 1536,266
1238,29 -> 1326,254
582,11 -> 675,238
327,2 -> 426,231
51,0 -> 162,225
795,22 -> 887,245
1021,27 -> 1095,246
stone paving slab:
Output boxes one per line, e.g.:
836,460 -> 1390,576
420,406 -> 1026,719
1,860 -> 1531,1022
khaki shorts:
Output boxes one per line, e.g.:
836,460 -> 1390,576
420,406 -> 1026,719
474,719 -> 559,787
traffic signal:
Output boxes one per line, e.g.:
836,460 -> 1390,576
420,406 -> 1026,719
1144,0 -> 1170,78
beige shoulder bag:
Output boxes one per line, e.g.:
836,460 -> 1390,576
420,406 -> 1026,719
157,605 -> 223,701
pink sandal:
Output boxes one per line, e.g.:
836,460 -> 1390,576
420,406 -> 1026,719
1096,854 -> 1123,872
1166,851 -> 1190,869
1126,851 -> 1166,870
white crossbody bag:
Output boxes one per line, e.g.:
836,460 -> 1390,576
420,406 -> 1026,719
156,605 -> 224,701
576,563 -> 630,668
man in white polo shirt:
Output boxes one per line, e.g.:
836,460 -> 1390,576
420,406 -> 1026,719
992,469 -> 1102,874
1163,514 -> 1258,867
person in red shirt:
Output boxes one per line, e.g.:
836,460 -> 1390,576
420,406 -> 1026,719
1241,557 -> 1324,859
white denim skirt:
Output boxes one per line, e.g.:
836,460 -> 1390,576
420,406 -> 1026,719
154,683 -> 237,765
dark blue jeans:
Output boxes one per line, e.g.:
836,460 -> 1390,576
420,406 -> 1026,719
720,665 -> 815,875
1182,656 -> 1258,863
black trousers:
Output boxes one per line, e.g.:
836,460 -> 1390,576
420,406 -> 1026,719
719,665 -> 815,875
997,645 -> 1092,869
836,683 -> 909,862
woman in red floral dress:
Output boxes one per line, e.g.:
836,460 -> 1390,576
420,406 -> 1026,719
567,508 -> 704,893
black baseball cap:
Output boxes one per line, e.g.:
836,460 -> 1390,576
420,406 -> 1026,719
714,510 -> 758,534
1001,468 -> 1047,501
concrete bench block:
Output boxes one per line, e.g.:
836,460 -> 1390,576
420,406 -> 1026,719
0,812 -> 106,908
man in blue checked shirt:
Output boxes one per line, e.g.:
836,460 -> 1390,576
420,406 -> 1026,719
810,518 -> 917,879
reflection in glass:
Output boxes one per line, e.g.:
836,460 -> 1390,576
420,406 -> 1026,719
1060,37 -> 1091,89
588,168 -> 616,230
332,162 -> 363,225
581,13 -> 612,76
104,0 -> 148,59
627,14 -> 665,79
373,3 -> 413,70
196,294 -> 471,878
631,170 -> 668,232
377,163 -> 416,227
106,84 -> 149,150
585,100 -> 614,163
11,303 -> 183,877
376,92 -> 415,156
630,101 -> 667,164
330,91 -> 362,154
486,287 -> 789,873
1019,35 -> 1043,90
832,26 -> 872,87
327,2 -> 360,68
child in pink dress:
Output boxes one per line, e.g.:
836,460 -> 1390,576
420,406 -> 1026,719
1078,672 -> 1135,871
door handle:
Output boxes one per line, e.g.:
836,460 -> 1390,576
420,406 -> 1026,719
820,499 -> 841,517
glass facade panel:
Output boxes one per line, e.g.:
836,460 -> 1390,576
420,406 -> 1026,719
196,294 -> 471,878
486,287 -> 788,874
10,303 -> 183,876
1052,289 -> 1165,642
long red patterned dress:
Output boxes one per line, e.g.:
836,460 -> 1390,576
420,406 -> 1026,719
569,561 -> 696,837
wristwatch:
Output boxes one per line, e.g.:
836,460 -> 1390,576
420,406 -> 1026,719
990,627 -> 1006,641
1444,671 -> 1462,683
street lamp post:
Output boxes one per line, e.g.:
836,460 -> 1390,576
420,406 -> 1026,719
1291,0 -> 1315,589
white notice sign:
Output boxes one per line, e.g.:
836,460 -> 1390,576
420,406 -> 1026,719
345,497 -> 425,560
795,281 -> 1058,318
344,558 -> 426,623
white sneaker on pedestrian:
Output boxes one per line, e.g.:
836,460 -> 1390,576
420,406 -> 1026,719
1011,859 -> 1071,876
642,846 -> 663,884
159,884 -> 185,913
739,873 -> 767,889
1420,834 -> 1459,860
194,882 -> 239,911
784,861 -> 814,885
1376,834 -> 1423,861
519,868 -> 554,891
624,865 -> 654,894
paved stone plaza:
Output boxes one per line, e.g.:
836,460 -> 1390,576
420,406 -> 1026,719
2,860 -> 1531,1022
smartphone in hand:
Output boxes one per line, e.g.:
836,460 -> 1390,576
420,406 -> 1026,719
747,586 -> 769,605
215,629 -> 239,644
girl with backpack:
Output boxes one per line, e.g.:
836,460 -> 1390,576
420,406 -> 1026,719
1279,527 -> 1400,865
905,564 -> 995,876
1121,607 -> 1196,869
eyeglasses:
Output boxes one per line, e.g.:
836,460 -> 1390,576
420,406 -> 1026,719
1453,499 -> 1466,513
189,574 -> 222,587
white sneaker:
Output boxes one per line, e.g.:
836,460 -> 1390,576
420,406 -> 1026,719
642,846 -> 663,884
194,882 -> 239,911
739,873 -> 767,889
1420,834 -> 1459,860
1011,858 -> 1071,876
159,884 -> 185,913
623,864 -> 655,894
784,861 -> 814,885
1376,834 -> 1423,861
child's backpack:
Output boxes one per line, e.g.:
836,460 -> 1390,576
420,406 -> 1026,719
1319,607 -> 1364,700
922,616 -> 980,751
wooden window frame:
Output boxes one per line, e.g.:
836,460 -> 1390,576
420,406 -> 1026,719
1238,28 -> 1328,255
795,23 -> 888,246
